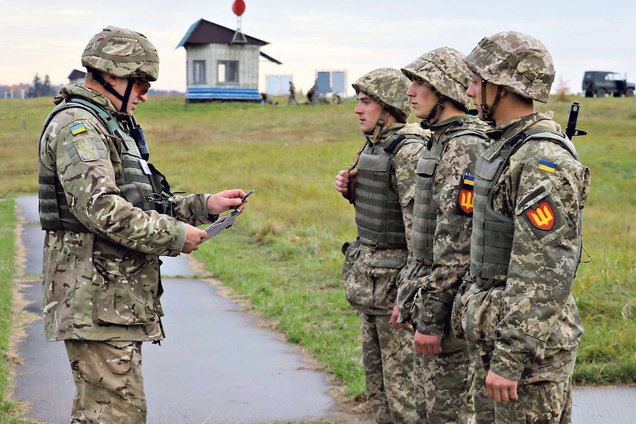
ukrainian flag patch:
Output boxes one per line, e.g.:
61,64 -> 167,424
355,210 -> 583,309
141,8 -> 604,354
462,173 -> 475,186
413,164 -> 417,174
70,123 -> 87,136
538,159 -> 556,173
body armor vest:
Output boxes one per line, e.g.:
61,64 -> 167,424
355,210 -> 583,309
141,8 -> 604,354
38,99 -> 172,233
412,129 -> 488,263
470,127 -> 581,287
411,138 -> 446,264
355,134 -> 417,249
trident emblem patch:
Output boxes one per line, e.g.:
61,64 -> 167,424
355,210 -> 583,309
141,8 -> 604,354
459,189 -> 474,214
526,201 -> 555,230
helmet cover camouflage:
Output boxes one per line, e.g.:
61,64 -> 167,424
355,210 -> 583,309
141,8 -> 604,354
82,26 -> 160,82
465,31 -> 554,103
401,47 -> 472,111
352,68 -> 411,123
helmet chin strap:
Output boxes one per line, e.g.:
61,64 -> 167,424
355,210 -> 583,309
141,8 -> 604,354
423,101 -> 445,126
366,110 -> 388,144
91,71 -> 135,114
480,79 -> 503,124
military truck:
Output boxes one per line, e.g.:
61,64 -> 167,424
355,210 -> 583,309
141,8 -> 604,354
582,71 -> 635,98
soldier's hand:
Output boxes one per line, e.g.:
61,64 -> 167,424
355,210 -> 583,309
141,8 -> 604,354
486,370 -> 519,403
414,331 -> 443,357
207,189 -> 247,215
389,305 -> 411,329
335,170 -> 355,194
182,224 -> 207,254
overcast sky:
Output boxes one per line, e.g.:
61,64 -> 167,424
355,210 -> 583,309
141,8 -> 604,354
2,0 -> 635,96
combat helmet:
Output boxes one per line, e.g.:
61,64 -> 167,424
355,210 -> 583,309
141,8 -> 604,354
465,31 -> 554,103
401,47 -> 472,112
82,26 -> 159,82
352,68 -> 411,123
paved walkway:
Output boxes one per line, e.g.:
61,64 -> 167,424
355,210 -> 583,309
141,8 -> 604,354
12,196 -> 354,424
11,196 -> 636,423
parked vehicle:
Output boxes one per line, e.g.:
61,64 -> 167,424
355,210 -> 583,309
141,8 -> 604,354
583,71 -> 635,98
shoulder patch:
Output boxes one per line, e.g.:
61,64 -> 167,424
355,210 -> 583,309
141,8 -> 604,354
74,137 -> 99,162
526,200 -> 555,230
538,159 -> 556,173
70,122 -> 87,136
457,169 -> 475,216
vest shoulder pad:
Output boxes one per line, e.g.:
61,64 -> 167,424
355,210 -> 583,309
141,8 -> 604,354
510,126 -> 580,162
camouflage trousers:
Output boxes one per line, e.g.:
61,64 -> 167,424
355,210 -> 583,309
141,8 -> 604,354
471,351 -> 575,424
360,313 -> 416,424
65,340 -> 147,424
416,347 -> 475,424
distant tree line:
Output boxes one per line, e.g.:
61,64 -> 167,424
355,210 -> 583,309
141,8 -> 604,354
27,73 -> 58,97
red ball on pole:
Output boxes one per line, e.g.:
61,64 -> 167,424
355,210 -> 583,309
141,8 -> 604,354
232,0 -> 246,16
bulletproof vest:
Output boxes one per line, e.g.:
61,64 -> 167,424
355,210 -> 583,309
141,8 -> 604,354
470,127 -> 581,287
411,129 -> 488,263
355,134 -> 418,249
411,138 -> 446,264
38,99 -> 172,233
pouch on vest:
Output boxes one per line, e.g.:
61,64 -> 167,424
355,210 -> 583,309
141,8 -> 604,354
416,157 -> 438,177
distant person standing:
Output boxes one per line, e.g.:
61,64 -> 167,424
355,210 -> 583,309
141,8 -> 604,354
307,81 -> 316,104
456,31 -> 590,423
335,68 -> 428,424
288,80 -> 299,105
38,26 -> 247,423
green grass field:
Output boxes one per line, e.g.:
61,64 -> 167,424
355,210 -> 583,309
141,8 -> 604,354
0,94 -> 634,413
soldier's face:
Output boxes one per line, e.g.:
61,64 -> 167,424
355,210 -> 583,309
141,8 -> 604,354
108,77 -> 149,116
406,78 -> 439,119
467,73 -> 484,119
355,92 -> 383,133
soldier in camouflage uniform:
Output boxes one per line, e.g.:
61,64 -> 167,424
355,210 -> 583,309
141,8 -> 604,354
38,26 -> 247,424
335,68 -> 429,424
393,47 -> 490,424
453,31 -> 591,423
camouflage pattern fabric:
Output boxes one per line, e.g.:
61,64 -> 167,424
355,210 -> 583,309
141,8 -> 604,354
421,347 -> 475,424
471,350 -> 575,423
82,26 -> 159,81
455,112 -> 589,423
65,340 -> 146,424
460,112 -> 589,382
465,31 -> 554,103
40,84 -> 215,342
469,358 -> 495,424
395,115 -> 488,424
413,355 -> 427,423
360,313 -> 416,424
397,116 -> 489,332
342,123 -> 426,424
343,123 -> 428,315
401,47 -> 472,111
352,68 -> 413,123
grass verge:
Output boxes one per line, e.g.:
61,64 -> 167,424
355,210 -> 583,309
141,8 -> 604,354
0,197 -> 37,424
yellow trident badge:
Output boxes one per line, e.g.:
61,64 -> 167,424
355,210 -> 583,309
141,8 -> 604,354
459,189 -> 474,214
527,201 -> 555,230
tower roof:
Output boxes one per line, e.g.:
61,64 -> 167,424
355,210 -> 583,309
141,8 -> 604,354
177,19 -> 268,48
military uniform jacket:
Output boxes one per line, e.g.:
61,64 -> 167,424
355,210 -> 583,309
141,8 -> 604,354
397,116 -> 490,343
39,85 -> 216,342
342,123 -> 428,315
460,112 -> 590,382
